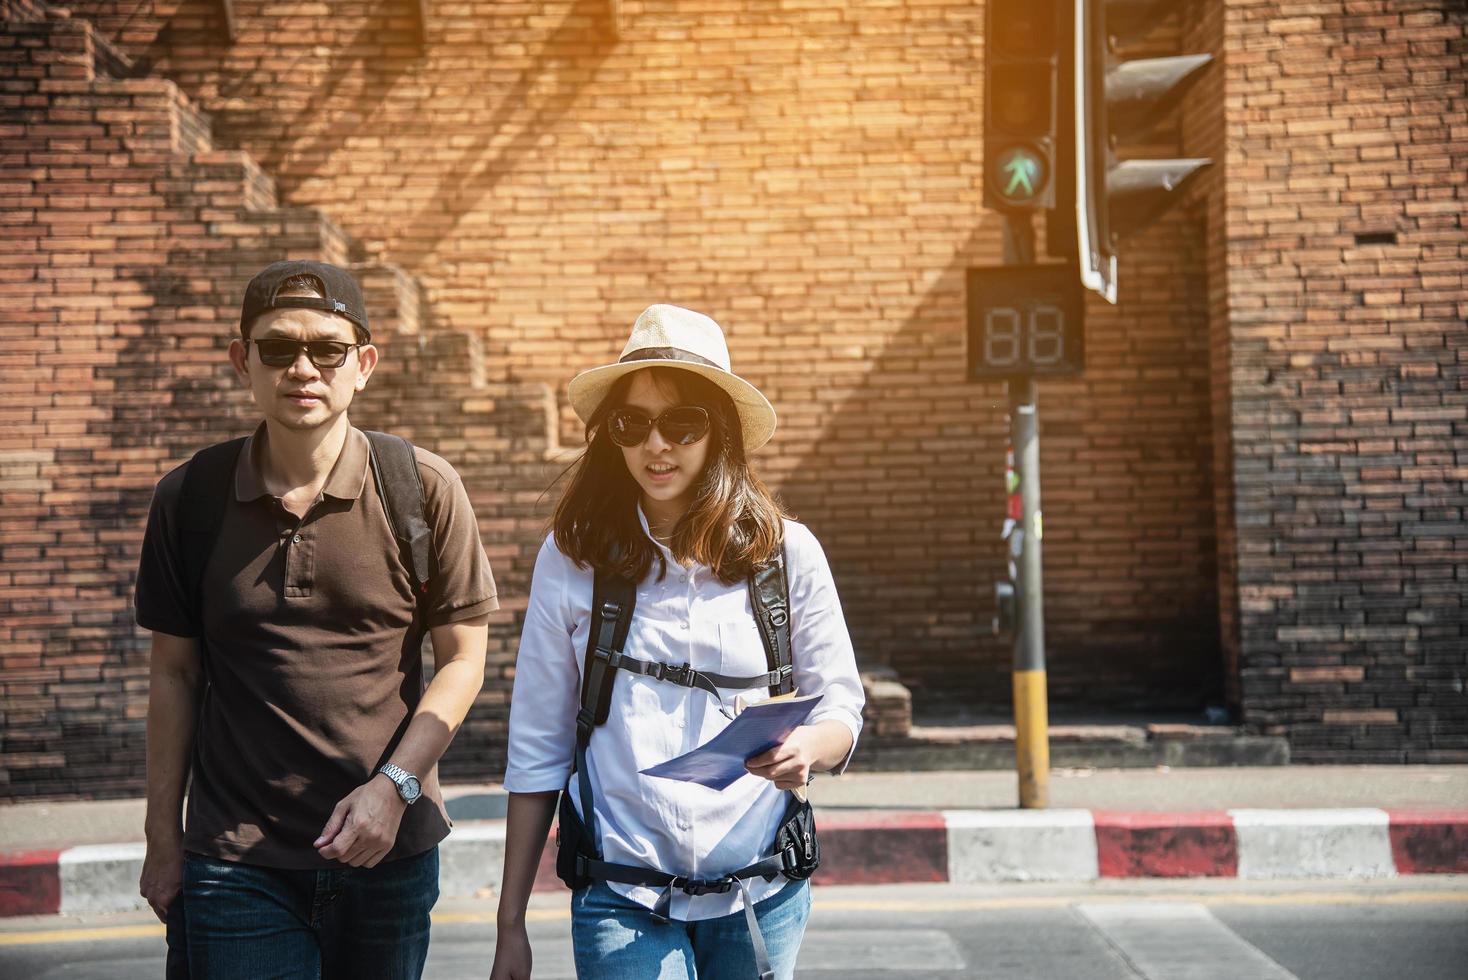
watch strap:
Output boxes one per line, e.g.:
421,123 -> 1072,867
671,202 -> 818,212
377,763 -> 421,803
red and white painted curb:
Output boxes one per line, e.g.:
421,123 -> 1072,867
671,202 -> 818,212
2,809 -> 1464,918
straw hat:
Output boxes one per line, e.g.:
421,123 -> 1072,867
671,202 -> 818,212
568,305 -> 777,452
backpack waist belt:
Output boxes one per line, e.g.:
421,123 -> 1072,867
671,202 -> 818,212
576,847 -> 796,903
564,809 -> 798,980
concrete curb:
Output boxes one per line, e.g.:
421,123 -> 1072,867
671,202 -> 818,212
2,809 -> 1464,918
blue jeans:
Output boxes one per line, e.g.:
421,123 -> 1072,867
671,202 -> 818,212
167,848 -> 439,980
570,878 -> 812,980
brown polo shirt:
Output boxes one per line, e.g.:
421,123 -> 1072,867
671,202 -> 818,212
134,424 -> 498,869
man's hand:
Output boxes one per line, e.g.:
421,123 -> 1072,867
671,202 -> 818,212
314,774 -> 407,867
488,921 -> 533,980
139,839 -> 184,922
745,725 -> 819,790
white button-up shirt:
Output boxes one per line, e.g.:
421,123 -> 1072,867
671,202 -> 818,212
504,512 -> 865,920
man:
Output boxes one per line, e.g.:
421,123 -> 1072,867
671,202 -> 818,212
134,260 -> 496,979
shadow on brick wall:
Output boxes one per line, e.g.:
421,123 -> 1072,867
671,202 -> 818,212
775,217 -> 1225,713
399,0 -> 620,252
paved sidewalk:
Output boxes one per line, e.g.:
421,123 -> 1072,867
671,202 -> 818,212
3,767 -> 1465,917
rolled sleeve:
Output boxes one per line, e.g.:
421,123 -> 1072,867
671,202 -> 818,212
785,521 -> 865,774
419,454 -> 499,627
503,536 -> 583,793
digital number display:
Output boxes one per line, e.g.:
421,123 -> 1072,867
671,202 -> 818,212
982,304 -> 1067,367
967,265 -> 1084,378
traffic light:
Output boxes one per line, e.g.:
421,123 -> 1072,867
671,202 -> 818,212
984,0 -> 1062,211
1073,0 -> 1213,303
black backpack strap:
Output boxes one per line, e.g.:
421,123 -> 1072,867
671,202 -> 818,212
582,568 -> 637,730
573,566 -> 637,849
175,437 -> 248,637
748,544 -> 794,697
365,431 -> 433,596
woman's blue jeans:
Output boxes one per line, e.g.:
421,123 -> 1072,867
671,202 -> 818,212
166,848 -> 439,980
570,878 -> 812,980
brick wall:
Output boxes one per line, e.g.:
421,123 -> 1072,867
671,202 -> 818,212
12,0 -> 1461,797
1217,0 -> 1468,761
1186,0 -> 1242,711
114,0 -> 1223,706
0,8 -> 555,797
2,13 -> 223,798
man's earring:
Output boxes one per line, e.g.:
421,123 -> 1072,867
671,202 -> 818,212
355,379 -> 366,390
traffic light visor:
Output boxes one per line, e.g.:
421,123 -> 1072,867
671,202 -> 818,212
992,65 -> 1052,132
990,1 -> 1057,58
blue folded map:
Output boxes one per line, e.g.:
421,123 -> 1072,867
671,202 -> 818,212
640,693 -> 825,791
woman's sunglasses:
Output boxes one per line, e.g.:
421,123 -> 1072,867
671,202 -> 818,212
606,406 -> 711,448
247,339 -> 361,368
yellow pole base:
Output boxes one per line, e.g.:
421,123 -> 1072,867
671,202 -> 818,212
1013,669 -> 1050,809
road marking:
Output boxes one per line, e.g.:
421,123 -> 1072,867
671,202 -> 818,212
804,889 -> 1468,913
428,930 -> 967,976
2,889 -> 1465,947
798,929 -> 965,972
0,924 -> 163,947
433,907 -> 567,925
1078,902 -> 1298,979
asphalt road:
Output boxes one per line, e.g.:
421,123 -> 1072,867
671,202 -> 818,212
2,878 -> 1465,980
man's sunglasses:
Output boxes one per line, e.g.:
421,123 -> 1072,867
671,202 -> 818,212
247,339 -> 361,368
606,406 -> 711,448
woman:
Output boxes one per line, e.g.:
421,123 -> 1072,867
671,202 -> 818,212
489,305 -> 865,980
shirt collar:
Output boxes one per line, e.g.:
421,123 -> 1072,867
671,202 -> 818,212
636,504 -> 707,577
635,504 -> 673,557
234,422 -> 371,502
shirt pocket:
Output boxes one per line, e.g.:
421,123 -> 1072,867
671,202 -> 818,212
613,640 -> 685,770
715,618 -> 774,705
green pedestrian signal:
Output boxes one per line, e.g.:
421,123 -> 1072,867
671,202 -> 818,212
983,1 -> 1059,212
993,145 -> 1049,208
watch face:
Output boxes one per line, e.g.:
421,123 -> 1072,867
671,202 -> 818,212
403,775 -> 422,802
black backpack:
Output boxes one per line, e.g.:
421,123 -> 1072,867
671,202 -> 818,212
555,548 -> 819,980
173,431 -> 433,634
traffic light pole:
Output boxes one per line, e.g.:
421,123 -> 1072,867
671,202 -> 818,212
1002,209 -> 1037,265
983,0 -> 1210,809
1003,212 -> 1050,809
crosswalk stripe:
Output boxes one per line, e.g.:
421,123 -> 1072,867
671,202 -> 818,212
797,929 -> 966,972
1078,902 -> 1298,980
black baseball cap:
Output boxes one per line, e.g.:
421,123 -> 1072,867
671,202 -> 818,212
239,260 -> 370,340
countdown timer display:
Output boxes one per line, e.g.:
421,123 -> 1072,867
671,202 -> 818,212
966,265 -> 1084,378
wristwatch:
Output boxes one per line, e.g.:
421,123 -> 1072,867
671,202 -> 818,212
376,763 -> 422,805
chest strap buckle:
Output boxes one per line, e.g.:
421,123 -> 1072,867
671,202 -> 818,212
675,876 -> 735,896
653,661 -> 693,686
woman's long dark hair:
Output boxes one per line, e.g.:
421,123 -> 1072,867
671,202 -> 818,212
552,366 -> 787,585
